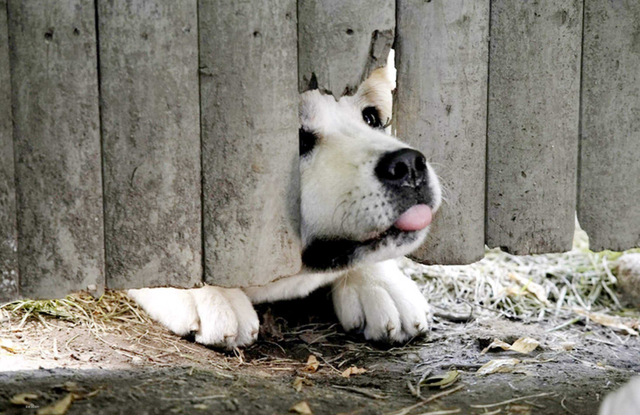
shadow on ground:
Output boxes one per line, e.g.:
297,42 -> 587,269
1,289 -> 639,414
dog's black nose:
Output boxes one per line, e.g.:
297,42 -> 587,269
375,148 -> 427,188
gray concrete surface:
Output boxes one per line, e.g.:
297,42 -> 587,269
199,0 -> 301,287
485,0 -> 582,255
0,0 -> 18,303
298,0 -> 394,96
98,0 -> 202,289
7,0 -> 105,299
578,0 -> 640,252
395,0 -> 489,265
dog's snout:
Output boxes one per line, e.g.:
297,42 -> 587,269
375,149 -> 427,188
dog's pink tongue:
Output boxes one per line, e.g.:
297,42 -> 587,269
394,205 -> 432,231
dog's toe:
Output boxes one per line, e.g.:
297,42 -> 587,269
127,287 -> 200,336
332,260 -> 431,343
129,285 -> 259,349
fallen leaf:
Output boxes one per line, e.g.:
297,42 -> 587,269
477,359 -> 520,375
293,377 -> 304,392
573,308 -> 639,336
341,366 -> 367,378
10,393 -> 39,406
421,370 -> 460,389
290,401 -> 313,414
509,337 -> 540,354
481,339 -> 511,354
0,338 -> 23,354
304,355 -> 319,373
481,337 -> 539,355
508,274 -> 550,305
193,404 -> 208,410
37,393 -> 74,415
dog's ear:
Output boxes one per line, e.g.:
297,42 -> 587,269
357,65 -> 395,126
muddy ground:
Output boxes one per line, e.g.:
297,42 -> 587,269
1,289 -> 639,415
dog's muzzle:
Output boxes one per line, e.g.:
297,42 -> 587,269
375,148 -> 434,231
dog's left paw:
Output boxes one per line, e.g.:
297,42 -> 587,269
332,260 -> 431,342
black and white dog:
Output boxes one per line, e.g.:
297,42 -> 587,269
129,65 -> 442,349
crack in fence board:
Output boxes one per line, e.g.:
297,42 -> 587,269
98,0 -> 202,289
8,0 -> 105,299
199,0 -> 301,287
0,0 -> 18,303
485,0 -> 582,255
395,0 -> 489,265
297,0 -> 395,97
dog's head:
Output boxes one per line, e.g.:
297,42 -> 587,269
299,67 -> 441,272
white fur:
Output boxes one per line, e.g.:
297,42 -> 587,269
332,260 -> 432,342
128,66 -> 442,348
599,377 -> 640,415
128,286 -> 258,349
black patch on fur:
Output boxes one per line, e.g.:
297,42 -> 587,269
302,228 -> 420,271
299,128 -> 318,157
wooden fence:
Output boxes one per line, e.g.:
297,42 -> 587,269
1,0 -> 638,301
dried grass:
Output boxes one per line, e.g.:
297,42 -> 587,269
403,220 -> 640,327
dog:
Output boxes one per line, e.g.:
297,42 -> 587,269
128,65 -> 442,349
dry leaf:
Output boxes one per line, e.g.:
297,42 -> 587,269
37,393 -> 74,415
509,337 -> 540,354
421,370 -> 460,389
293,377 -> 304,392
193,404 -> 208,410
508,274 -> 550,305
341,366 -> 367,378
481,337 -> 539,354
290,401 -> 313,414
477,359 -> 520,375
481,339 -> 511,354
304,355 -> 319,373
10,393 -> 39,406
1,338 -> 23,354
573,308 -> 639,336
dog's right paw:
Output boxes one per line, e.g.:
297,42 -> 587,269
128,286 -> 259,349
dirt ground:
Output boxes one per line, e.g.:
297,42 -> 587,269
1,288 -> 639,415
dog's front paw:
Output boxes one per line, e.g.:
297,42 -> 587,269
332,260 -> 431,342
128,286 -> 259,349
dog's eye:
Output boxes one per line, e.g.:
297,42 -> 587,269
299,128 -> 318,157
362,106 -> 383,129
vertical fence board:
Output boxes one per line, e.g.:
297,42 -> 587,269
395,0 -> 489,265
485,0 -> 582,255
8,0 -> 105,299
200,0 -> 301,287
98,0 -> 202,289
0,0 -> 18,302
298,0 -> 394,96
578,1 -> 640,252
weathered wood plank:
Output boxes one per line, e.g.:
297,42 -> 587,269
0,0 -> 18,302
485,0 -> 582,255
98,0 -> 202,289
395,0 -> 489,265
8,0 -> 105,299
578,1 -> 640,252
298,0 -> 395,96
199,0 -> 301,287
